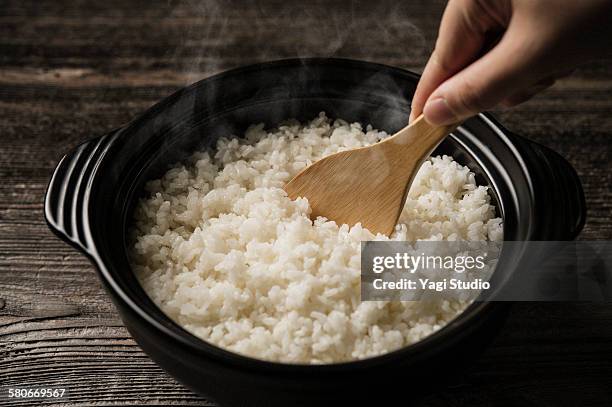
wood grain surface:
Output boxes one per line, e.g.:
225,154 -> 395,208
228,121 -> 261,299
1,1 -> 611,406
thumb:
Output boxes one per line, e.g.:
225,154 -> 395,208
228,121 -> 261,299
423,29 -> 539,126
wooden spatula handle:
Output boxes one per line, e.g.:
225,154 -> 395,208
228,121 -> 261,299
384,115 -> 460,162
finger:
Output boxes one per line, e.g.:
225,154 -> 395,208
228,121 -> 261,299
410,0 -> 509,122
422,25 -> 545,125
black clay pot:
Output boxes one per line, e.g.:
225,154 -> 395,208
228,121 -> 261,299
44,58 -> 586,406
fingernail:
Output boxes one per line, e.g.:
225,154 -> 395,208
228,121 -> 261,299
423,98 -> 457,126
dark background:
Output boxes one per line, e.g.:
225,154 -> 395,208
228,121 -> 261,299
1,0 -> 611,405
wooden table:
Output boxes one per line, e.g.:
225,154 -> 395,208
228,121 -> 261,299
1,1 -> 611,405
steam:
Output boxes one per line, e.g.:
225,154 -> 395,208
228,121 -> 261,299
170,0 -> 428,84
120,0 -> 433,224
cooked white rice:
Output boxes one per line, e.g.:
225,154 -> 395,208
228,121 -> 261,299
130,113 -> 503,364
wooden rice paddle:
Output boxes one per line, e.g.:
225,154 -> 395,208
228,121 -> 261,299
284,115 -> 460,236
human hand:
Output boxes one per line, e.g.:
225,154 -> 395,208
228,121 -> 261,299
410,0 -> 612,125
